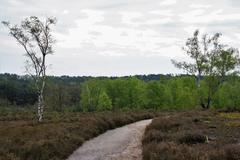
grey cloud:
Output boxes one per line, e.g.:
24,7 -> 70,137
88,31 -> 102,36
48,49 -> 180,76
96,12 -> 127,28
1,0 -> 240,76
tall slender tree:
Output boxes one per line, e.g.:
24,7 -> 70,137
2,16 -> 56,122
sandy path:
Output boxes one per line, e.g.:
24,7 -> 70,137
67,119 -> 152,160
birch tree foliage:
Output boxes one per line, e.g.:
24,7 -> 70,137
171,30 -> 208,84
2,16 -> 56,122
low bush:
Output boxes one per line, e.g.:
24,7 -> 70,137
225,144 -> 240,160
142,110 -> 240,160
143,142 -> 206,160
142,129 -> 166,144
178,133 -> 207,144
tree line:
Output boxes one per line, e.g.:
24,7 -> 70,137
80,76 -> 240,111
1,74 -> 240,111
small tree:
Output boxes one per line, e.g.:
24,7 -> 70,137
172,30 -> 240,108
146,81 -> 168,109
97,90 -> 112,111
2,16 -> 56,122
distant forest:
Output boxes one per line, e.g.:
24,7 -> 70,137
1,73 -> 239,111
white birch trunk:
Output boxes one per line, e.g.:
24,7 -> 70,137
37,93 -> 42,122
37,79 -> 45,122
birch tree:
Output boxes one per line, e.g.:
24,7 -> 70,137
171,30 -> 209,108
2,16 -> 56,122
172,30 -> 240,108
171,30 -> 208,87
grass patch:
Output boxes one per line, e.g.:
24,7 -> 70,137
225,121 -> 240,127
0,110 -> 156,160
219,112 -> 240,119
142,110 -> 240,160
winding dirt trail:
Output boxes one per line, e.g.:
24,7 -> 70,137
67,119 -> 152,160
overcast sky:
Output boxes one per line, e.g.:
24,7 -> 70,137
1,0 -> 240,76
